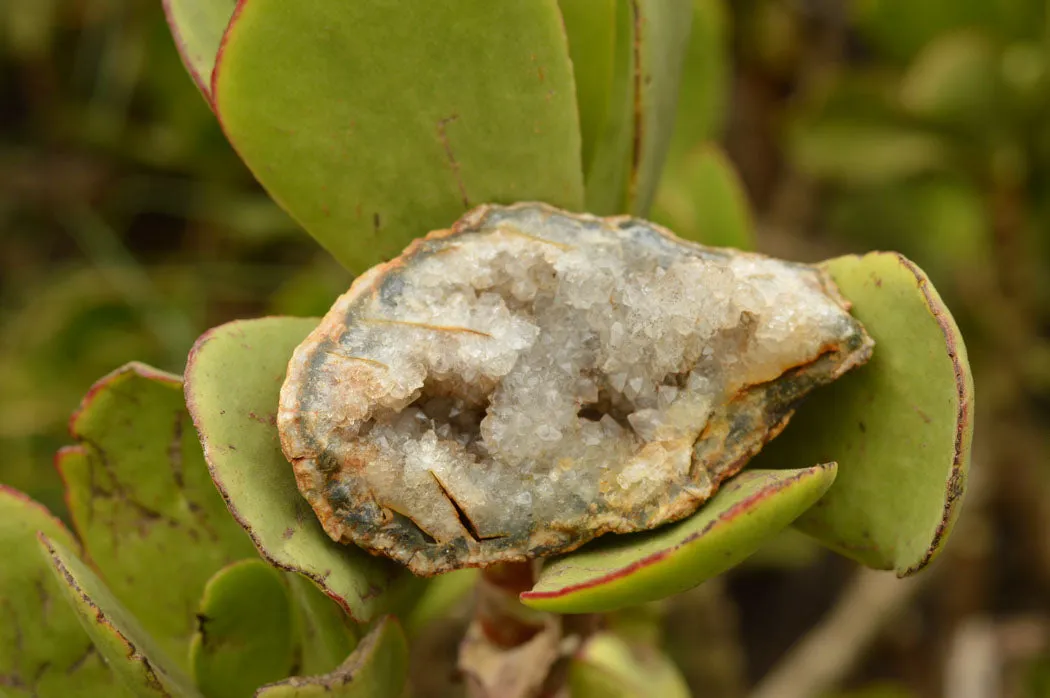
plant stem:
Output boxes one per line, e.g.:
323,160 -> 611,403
458,562 -> 600,698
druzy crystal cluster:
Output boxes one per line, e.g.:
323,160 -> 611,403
278,204 -> 873,574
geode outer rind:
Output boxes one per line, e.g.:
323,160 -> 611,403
278,203 -> 873,576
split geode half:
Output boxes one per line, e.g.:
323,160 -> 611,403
278,203 -> 873,576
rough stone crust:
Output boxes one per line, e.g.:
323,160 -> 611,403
278,203 -> 873,575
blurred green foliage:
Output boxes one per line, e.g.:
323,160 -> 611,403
0,0 -> 352,515
786,0 -> 1050,356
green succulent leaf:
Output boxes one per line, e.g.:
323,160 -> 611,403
754,253 -> 974,575
0,487 -> 128,697
650,1 -> 741,249
161,0 -> 237,102
213,0 -> 584,271
286,574 -> 359,677
57,363 -> 256,668
521,465 -> 837,613
254,617 -> 408,698
558,0 -> 618,178
664,0 -> 730,153
39,535 -> 201,698
404,569 -> 480,638
629,0 -> 694,216
651,143 -> 755,250
570,632 -> 691,698
559,0 -> 634,216
190,560 -> 296,698
184,317 -> 421,623
570,0 -> 693,216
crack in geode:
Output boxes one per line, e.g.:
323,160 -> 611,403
278,203 -> 874,575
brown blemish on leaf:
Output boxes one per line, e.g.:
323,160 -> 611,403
437,114 -> 470,209
248,411 -> 279,427
70,434 -> 182,536
194,614 -> 210,648
627,0 -> 643,207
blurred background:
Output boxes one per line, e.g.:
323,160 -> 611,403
1,0 -> 1047,696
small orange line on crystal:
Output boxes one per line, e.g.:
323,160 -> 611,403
324,351 -> 391,369
495,227 -> 574,250
361,318 -> 492,338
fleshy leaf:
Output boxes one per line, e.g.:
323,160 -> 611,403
560,0 -> 693,216
184,317 -> 421,622
213,1 -> 584,271
286,574 -> 359,677
521,466 -> 837,613
560,0 -> 634,215
190,560 -> 295,698
161,0 -> 237,102
754,253 -> 974,574
628,0 -> 694,216
254,617 -> 408,698
40,535 -> 201,698
58,363 -> 256,667
664,0 -> 730,152
0,487 -> 128,697
559,0 -> 618,178
570,632 -> 691,698
651,144 -> 755,249
404,569 -> 480,638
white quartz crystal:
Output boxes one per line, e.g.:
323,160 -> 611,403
278,204 -> 872,574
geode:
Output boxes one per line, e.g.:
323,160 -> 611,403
278,203 -> 873,576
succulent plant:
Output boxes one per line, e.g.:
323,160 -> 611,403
1,2 -> 974,697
